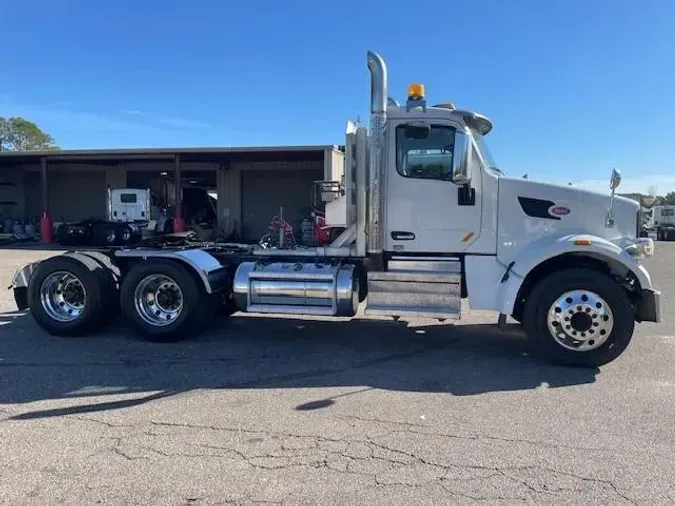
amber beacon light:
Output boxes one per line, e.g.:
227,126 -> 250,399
407,83 -> 425,100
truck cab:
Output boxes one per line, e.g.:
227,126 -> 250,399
107,188 -> 151,224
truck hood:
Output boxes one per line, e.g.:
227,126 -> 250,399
496,176 -> 639,262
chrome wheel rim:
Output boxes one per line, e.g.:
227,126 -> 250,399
122,228 -> 131,241
106,229 -> 116,243
547,290 -> 614,352
40,271 -> 86,322
133,274 -> 184,327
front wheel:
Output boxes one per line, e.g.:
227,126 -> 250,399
522,268 -> 635,368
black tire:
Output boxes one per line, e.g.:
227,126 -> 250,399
119,224 -> 135,245
119,259 -> 212,342
27,254 -> 112,336
76,251 -> 121,324
522,268 -> 635,368
93,224 -> 118,246
55,224 -> 73,246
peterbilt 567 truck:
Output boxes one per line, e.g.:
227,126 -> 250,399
9,51 -> 660,367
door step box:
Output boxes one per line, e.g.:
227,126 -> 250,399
365,256 -> 462,319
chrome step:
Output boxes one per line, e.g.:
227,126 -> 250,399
365,257 -> 462,319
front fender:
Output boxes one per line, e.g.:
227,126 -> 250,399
496,233 -> 654,315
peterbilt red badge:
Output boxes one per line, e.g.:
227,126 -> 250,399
549,206 -> 571,216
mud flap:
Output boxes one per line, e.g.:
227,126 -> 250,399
14,287 -> 28,311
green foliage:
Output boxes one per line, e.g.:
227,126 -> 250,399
641,193 -> 675,207
0,117 -> 59,151
663,192 -> 675,206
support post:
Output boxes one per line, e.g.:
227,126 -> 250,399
39,157 -> 53,244
173,154 -> 185,232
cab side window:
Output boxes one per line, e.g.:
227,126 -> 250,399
396,125 -> 456,181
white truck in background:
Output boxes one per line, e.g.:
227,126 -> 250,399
107,188 -> 151,224
55,188 -> 148,247
649,205 -> 675,241
10,50 -> 660,368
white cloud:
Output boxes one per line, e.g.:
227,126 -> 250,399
119,109 -> 212,129
0,102 -> 170,136
1,101 -> 214,142
119,109 -> 145,116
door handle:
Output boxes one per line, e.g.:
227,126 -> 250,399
391,231 -> 415,241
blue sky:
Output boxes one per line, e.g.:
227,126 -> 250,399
2,0 -> 674,194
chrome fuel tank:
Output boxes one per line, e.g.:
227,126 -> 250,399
233,261 -> 359,316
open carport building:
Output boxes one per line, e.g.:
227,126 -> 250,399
0,145 -> 344,243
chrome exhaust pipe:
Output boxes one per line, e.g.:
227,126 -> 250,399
368,51 -> 387,114
366,51 -> 387,256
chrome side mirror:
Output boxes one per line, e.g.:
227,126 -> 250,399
606,167 -> 622,228
610,168 -> 622,190
452,132 -> 472,185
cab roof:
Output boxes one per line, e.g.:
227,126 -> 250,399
386,102 -> 493,135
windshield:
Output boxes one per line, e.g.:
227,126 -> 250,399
472,132 -> 503,175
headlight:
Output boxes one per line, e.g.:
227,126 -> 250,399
625,238 -> 655,259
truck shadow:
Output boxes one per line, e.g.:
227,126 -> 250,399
0,311 -> 600,420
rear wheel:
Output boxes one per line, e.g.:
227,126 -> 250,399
120,260 -> 212,342
27,253 -> 114,336
77,251 -> 121,324
523,268 -> 635,367
93,223 -> 118,246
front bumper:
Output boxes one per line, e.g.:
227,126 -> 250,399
636,288 -> 661,323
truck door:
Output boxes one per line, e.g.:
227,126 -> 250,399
384,120 -> 482,253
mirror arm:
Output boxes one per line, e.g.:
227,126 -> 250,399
605,168 -> 622,228
605,191 -> 616,228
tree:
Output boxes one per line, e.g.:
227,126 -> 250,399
664,191 -> 675,206
0,117 -> 58,151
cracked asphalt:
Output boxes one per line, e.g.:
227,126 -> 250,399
0,245 -> 674,505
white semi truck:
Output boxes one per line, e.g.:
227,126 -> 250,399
9,51 -> 660,367
649,205 -> 675,241
55,188 -> 149,247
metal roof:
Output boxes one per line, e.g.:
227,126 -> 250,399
0,145 -> 340,166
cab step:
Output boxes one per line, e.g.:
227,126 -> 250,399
365,256 -> 462,319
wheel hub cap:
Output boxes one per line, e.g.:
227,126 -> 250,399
134,275 -> 184,327
40,271 -> 87,322
547,290 -> 614,352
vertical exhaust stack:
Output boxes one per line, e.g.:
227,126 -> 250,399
367,51 -> 387,256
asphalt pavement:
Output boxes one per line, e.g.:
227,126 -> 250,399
0,244 -> 674,505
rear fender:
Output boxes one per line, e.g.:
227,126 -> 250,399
114,248 -> 229,294
496,234 -> 654,316
10,261 -> 42,290
9,261 -> 42,311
